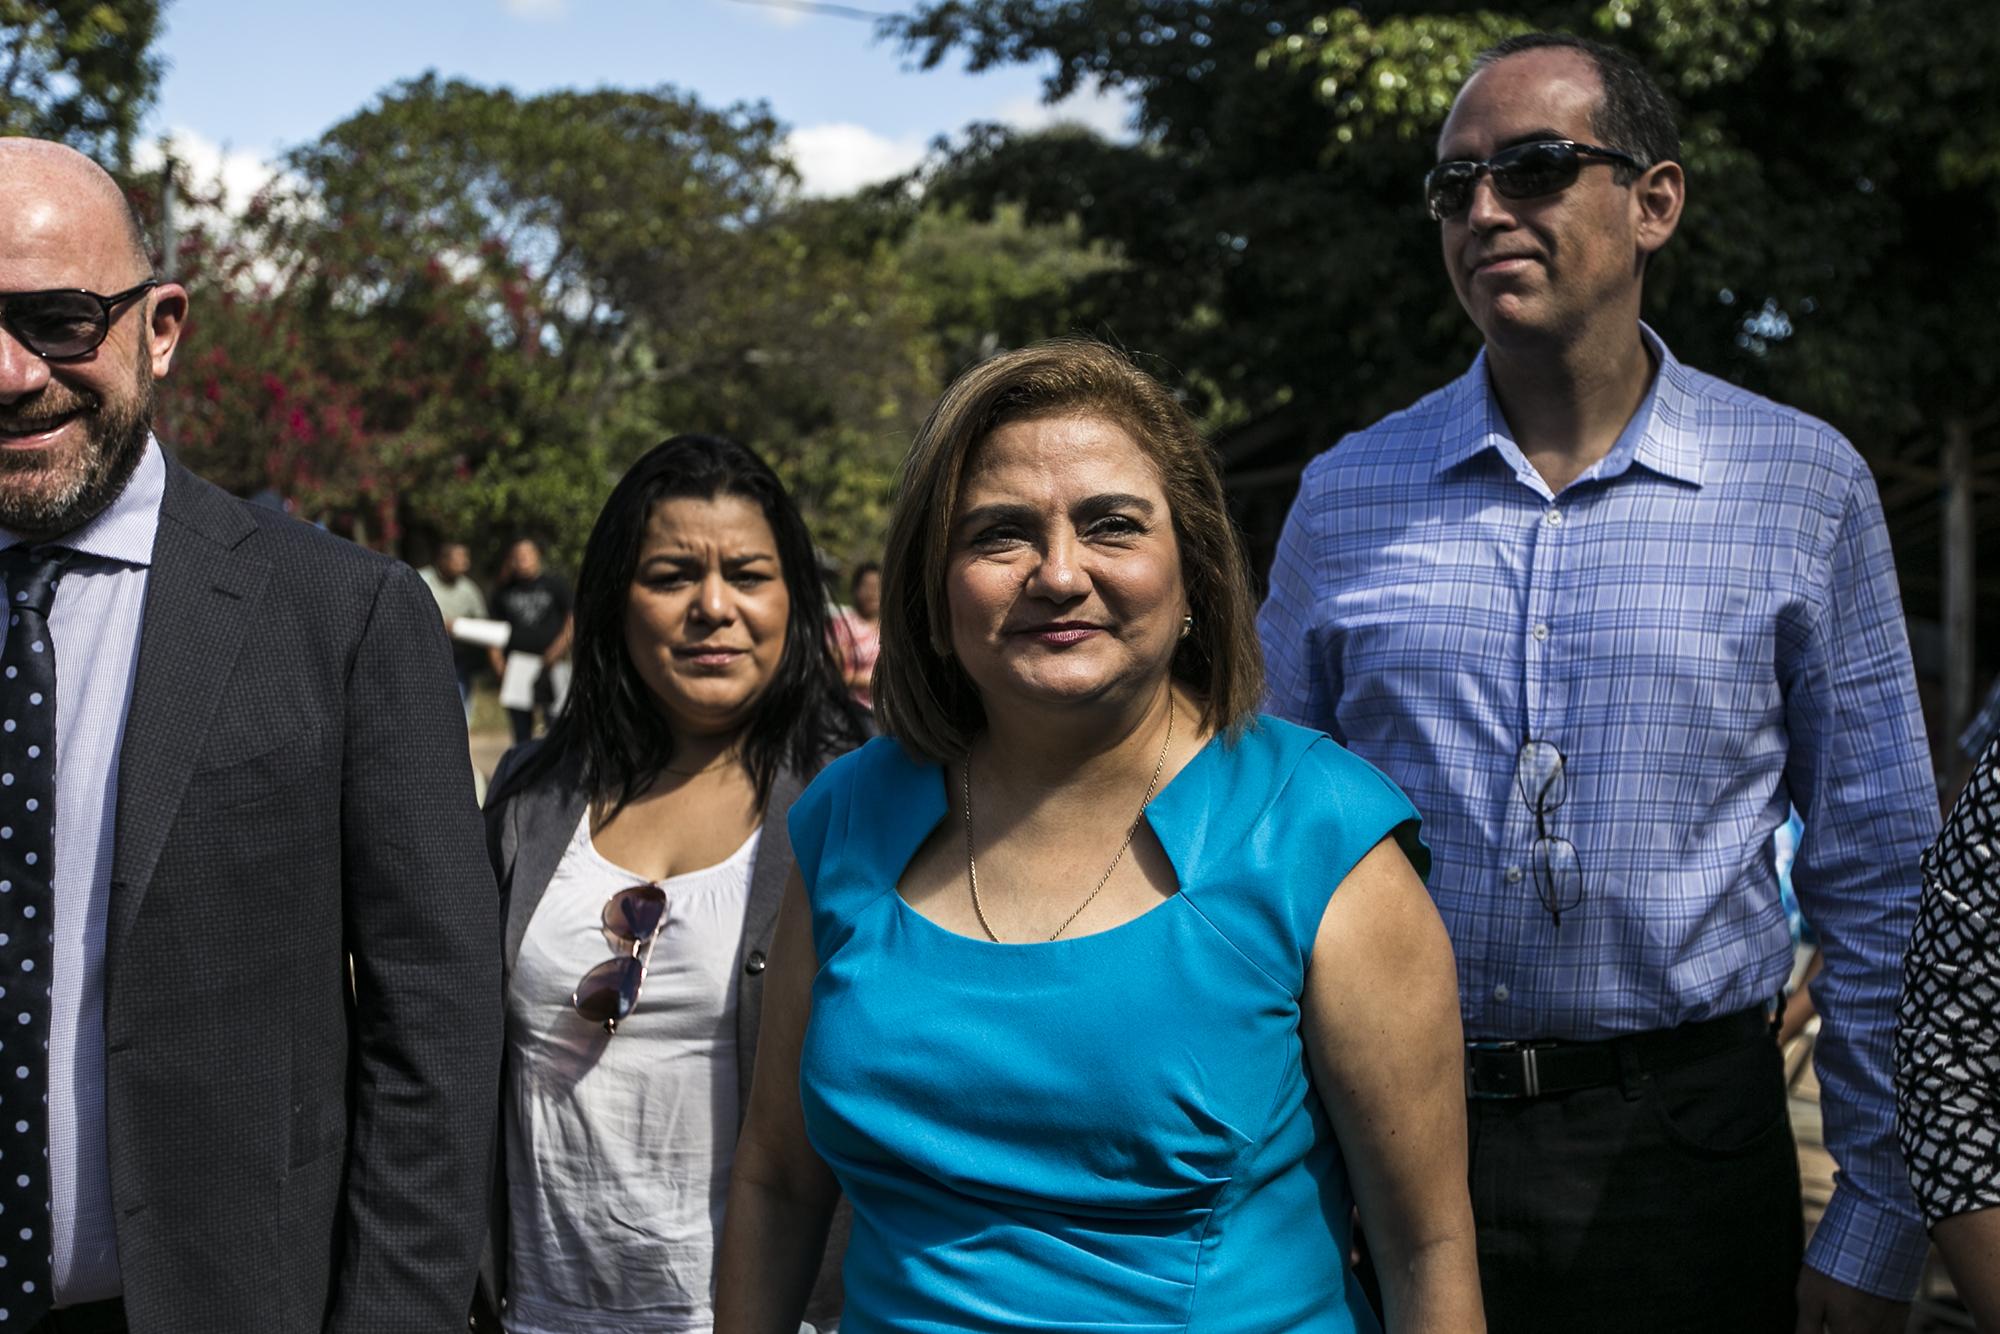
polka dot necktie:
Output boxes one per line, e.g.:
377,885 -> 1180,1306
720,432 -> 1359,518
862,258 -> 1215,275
0,546 -> 69,1332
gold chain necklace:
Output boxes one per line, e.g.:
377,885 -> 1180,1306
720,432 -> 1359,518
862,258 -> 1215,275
962,704 -> 1175,943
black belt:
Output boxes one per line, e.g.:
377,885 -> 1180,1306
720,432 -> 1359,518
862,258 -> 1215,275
1465,1003 -> 1776,1100
30,1299 -> 126,1334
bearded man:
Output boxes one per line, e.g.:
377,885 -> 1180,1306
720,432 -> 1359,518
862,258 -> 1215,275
0,138 -> 500,1333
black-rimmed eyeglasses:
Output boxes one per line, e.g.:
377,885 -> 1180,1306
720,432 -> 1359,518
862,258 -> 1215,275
0,281 -> 161,361
1516,739 -> 1582,927
1425,140 -> 1646,222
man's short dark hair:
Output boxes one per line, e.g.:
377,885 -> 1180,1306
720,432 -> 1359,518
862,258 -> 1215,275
1475,32 -> 1681,179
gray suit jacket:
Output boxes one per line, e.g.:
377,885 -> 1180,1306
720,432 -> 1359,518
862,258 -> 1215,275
476,743 -> 846,1329
106,461 -> 502,1333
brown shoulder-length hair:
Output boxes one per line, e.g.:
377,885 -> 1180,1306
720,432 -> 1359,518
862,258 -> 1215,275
873,338 -> 1264,762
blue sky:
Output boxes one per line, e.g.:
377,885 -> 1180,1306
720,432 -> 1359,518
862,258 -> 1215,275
140,0 -> 1128,200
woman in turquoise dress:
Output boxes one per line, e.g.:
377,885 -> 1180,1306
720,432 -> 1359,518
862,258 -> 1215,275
715,339 -> 1482,1333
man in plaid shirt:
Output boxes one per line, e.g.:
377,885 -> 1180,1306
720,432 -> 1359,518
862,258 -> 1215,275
1258,33 -> 1935,1334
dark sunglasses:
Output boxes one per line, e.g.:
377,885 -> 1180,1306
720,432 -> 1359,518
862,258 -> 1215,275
1425,140 -> 1645,222
0,281 -> 161,361
1516,739 -> 1582,927
572,884 -> 669,1034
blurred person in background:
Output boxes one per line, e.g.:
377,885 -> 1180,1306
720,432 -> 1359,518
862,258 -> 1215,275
421,538 -> 490,721
474,434 -> 865,1334
1773,811 -> 1826,1047
715,340 -> 1480,1333
829,560 -> 881,710
491,536 -> 574,743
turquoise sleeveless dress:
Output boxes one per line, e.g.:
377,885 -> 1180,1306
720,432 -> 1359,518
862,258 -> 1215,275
789,716 -> 1428,1334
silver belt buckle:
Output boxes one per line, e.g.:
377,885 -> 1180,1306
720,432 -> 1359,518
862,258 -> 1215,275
1518,1045 -> 1541,1097
1467,1040 -> 1544,1099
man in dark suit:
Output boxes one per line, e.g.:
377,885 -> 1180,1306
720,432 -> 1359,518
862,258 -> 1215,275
0,138 -> 500,1332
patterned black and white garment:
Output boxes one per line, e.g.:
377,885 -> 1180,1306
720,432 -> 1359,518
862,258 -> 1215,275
1896,734 -> 2000,1225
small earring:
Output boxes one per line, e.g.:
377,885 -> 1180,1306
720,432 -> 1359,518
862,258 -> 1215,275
1180,614 -> 1193,640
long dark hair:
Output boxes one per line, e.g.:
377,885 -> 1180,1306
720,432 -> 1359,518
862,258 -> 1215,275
498,434 -> 865,813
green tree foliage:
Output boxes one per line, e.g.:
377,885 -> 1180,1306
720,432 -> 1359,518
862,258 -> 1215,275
900,1 -> 1431,428
891,0 -> 2000,472
810,178 -> 1125,372
898,195 -> 1124,375
157,75 -> 942,571
0,0 -> 163,165
155,188 -> 368,505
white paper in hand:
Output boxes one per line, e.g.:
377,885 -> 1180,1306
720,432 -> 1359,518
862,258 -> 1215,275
499,650 -> 543,711
450,617 -> 512,648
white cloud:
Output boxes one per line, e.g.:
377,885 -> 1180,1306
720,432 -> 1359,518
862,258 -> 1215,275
501,0 -> 569,16
780,80 -> 1137,198
134,127 -> 284,216
784,122 -> 927,197
994,80 -> 1135,141
723,0 -> 811,28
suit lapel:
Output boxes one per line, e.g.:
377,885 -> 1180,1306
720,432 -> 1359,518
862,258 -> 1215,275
735,765 -> 802,1106
744,767 -> 802,954
501,758 -> 588,978
108,464 -> 270,950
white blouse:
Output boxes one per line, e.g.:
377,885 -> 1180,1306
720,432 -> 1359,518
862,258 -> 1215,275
504,811 -> 760,1334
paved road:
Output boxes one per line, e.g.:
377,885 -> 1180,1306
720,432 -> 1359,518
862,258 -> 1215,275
470,728 -> 512,794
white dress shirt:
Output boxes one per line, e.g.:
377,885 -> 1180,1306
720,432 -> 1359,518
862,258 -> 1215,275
0,439 -> 163,1305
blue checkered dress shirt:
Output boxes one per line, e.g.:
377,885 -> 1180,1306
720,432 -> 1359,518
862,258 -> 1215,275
1258,327 -> 1938,1298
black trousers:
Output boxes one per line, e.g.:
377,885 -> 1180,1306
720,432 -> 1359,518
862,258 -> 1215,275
1469,1028 -> 1804,1334
507,704 -> 538,744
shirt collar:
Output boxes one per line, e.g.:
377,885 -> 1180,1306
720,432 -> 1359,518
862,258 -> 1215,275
0,434 -> 166,567
1628,325 -> 1704,487
1433,324 -> 1705,489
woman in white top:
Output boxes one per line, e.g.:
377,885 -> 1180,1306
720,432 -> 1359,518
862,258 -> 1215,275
474,434 -> 866,1334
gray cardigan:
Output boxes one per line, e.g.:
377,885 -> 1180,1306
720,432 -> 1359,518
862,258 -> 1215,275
473,741 -> 846,1330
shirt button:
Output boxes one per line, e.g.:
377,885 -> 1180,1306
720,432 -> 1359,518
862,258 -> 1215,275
744,950 -> 767,976
1493,983 -> 1511,1002
1531,623 -> 1549,642
1504,866 -> 1524,884
1544,508 -> 1564,526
